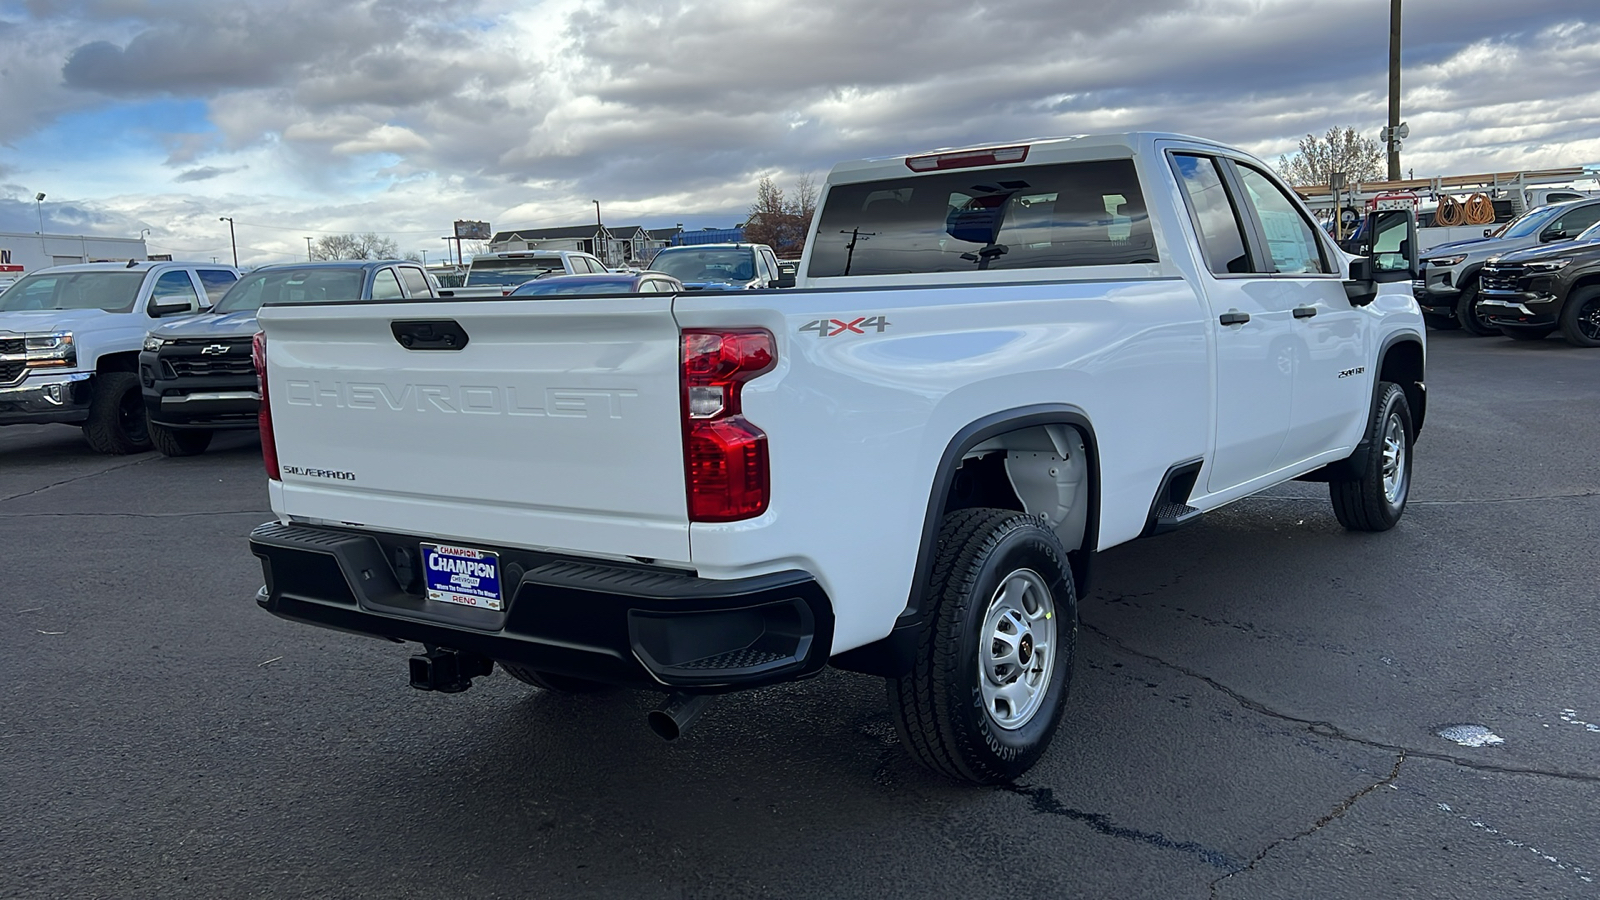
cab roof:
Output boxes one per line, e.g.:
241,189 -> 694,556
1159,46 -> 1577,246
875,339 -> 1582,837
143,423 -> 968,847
825,131 -> 1236,184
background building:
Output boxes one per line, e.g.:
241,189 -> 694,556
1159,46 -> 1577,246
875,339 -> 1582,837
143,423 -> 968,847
0,231 -> 149,273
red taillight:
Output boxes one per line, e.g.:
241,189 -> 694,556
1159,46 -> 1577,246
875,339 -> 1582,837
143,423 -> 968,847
905,144 -> 1029,172
681,329 -> 775,522
252,331 -> 280,481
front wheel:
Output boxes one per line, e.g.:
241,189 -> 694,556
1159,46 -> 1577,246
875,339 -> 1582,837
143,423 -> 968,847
82,372 -> 152,455
1455,279 -> 1498,335
886,509 -> 1077,784
1329,382 -> 1413,531
1558,286 -> 1600,347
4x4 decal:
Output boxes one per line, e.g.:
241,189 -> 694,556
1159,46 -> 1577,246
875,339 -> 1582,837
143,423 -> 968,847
799,316 -> 891,338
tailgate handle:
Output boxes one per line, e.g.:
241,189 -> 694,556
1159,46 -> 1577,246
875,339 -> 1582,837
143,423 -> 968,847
391,320 -> 469,351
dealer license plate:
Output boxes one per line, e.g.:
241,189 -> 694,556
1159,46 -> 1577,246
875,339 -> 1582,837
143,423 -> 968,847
421,543 -> 503,610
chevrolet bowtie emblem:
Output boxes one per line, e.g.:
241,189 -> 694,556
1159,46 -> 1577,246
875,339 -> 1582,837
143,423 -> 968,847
201,344 -> 229,356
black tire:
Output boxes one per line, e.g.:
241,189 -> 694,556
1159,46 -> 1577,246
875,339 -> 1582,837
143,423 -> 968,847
1499,324 -> 1556,342
886,508 -> 1077,784
1423,313 -> 1460,331
1329,382 -> 1413,532
149,422 -> 213,457
1455,277 -> 1498,335
1558,286 -> 1600,348
81,372 -> 152,454
499,662 -> 610,693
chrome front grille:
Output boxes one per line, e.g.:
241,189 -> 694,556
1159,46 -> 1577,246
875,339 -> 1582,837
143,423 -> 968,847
1479,265 -> 1524,293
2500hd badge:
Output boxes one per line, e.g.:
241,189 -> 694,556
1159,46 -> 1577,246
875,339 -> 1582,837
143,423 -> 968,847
281,465 -> 356,481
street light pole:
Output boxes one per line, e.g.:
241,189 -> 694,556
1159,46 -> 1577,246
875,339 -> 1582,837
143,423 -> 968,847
305,236 -> 314,261
35,192 -> 47,254
219,216 -> 238,267
593,200 -> 605,264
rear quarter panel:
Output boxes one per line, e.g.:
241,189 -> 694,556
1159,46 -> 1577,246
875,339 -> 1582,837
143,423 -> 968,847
674,276 -> 1210,653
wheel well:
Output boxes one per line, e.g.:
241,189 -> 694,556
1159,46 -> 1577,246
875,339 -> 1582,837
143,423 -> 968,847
828,409 -> 1100,679
1379,339 -> 1425,433
1568,274 -> 1600,299
96,351 -> 139,374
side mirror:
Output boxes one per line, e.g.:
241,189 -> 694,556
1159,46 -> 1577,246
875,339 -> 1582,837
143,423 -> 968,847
1344,257 -> 1377,307
149,299 -> 193,317
1540,229 -> 1569,243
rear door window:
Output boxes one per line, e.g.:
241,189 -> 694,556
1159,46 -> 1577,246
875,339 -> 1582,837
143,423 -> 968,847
398,266 -> 433,297
371,269 -> 405,300
1171,154 -> 1254,275
807,159 -> 1157,278
197,269 -> 238,304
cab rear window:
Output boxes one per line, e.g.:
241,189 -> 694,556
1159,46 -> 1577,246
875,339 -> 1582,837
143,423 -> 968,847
807,159 -> 1157,278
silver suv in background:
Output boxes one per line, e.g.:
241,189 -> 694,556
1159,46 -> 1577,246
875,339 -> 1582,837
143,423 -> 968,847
643,243 -> 790,290
1415,197 -> 1600,334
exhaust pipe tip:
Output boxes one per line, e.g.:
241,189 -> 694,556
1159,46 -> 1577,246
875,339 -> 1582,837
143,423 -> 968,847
648,692 -> 714,741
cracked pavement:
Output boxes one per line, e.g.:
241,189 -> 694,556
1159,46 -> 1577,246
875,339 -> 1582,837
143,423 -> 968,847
3,330 -> 1598,898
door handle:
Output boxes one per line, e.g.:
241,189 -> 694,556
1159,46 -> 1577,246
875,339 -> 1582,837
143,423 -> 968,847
1293,306 -> 1318,319
1218,311 -> 1250,326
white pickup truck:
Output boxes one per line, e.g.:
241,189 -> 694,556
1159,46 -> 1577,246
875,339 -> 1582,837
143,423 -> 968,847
1,260 -> 239,452
249,133 -> 1425,783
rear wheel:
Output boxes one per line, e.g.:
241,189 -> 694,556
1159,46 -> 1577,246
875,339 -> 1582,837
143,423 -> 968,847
886,508 -> 1077,784
1455,278 -> 1498,335
499,663 -> 610,693
1558,286 -> 1600,348
149,422 -> 213,457
82,372 -> 152,455
1499,324 -> 1556,341
1329,382 -> 1413,532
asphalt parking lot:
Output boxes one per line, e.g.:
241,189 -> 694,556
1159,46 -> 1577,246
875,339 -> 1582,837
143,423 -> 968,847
3,330 -> 1597,899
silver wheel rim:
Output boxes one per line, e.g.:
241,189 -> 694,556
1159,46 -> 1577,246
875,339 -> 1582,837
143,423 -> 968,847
979,568 -> 1057,731
1381,412 -> 1407,505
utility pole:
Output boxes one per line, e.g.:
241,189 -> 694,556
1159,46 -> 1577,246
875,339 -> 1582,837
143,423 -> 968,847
305,236 -> 314,261
1387,0 -> 1402,180
592,200 -> 605,265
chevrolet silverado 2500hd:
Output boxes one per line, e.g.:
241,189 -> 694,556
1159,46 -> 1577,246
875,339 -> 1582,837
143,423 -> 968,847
248,133 -> 1426,783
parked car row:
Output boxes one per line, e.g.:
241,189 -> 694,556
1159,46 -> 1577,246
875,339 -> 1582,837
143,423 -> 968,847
1415,195 -> 1600,344
1,246 -> 786,456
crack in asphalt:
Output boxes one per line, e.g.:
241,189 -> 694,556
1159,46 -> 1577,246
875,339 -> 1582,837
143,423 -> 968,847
1081,622 -> 1600,785
1208,753 -> 1406,897
1002,784 -> 1243,871
0,454 -> 157,504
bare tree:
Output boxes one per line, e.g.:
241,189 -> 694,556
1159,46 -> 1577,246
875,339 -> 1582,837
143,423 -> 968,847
743,174 -> 817,257
312,232 -> 400,260
1278,127 -> 1386,187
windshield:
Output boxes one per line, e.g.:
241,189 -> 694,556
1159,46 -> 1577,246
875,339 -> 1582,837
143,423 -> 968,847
215,268 -> 366,311
648,248 -> 755,284
509,278 -> 638,296
1500,205 -> 1563,239
1577,221 -> 1600,243
0,271 -> 146,313
467,258 -> 565,287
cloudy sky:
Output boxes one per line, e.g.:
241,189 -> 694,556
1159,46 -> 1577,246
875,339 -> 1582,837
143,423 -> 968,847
2,0 -> 1597,265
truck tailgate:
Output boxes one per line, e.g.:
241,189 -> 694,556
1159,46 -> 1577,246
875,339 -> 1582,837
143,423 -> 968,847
256,297 -> 689,563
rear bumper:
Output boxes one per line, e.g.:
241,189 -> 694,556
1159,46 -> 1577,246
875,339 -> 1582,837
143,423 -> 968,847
0,371 -> 94,425
250,522 -> 834,692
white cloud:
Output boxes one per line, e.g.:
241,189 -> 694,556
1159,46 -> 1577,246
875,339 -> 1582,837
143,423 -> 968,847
1,0 -> 1596,265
